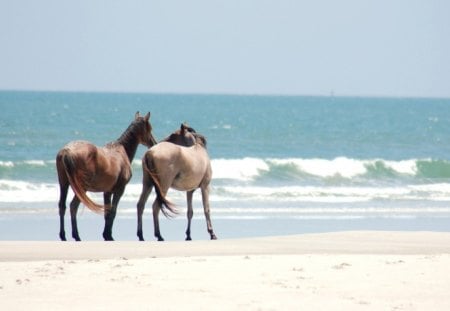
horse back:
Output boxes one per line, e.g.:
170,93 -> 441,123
146,142 -> 211,191
148,142 -> 209,170
58,140 -> 131,191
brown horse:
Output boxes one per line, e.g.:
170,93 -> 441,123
57,112 -> 157,241
136,125 -> 217,241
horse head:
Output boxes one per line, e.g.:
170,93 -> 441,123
134,111 -> 157,147
163,123 -> 197,147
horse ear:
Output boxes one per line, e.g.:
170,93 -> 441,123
144,112 -> 150,121
135,111 -> 140,120
181,123 -> 187,132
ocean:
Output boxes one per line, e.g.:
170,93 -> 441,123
1,91 -> 450,241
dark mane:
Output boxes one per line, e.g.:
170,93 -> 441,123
194,133 -> 207,148
162,123 -> 198,147
110,117 -> 149,160
116,120 -> 141,144
183,124 -> 197,134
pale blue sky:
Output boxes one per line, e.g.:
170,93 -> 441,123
1,1 -> 449,97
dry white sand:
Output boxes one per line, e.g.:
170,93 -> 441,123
1,231 -> 450,310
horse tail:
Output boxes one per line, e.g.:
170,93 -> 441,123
59,151 -> 105,214
142,155 -> 178,217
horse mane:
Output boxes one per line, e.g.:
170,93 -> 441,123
108,117 -> 148,160
179,123 -> 206,147
182,123 -> 197,133
194,133 -> 207,148
161,123 -> 207,148
115,119 -> 142,145
162,123 -> 197,143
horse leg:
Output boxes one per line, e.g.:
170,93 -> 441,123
137,182 -> 153,241
102,192 -> 113,241
58,182 -> 69,241
201,185 -> 217,240
185,190 -> 195,241
103,189 -> 123,241
152,199 -> 164,241
70,195 -> 81,241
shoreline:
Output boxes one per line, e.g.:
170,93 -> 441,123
2,210 -> 450,242
2,231 -> 450,262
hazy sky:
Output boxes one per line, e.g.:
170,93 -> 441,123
1,1 -> 449,97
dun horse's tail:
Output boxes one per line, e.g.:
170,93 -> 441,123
142,155 -> 178,217
59,151 -> 105,214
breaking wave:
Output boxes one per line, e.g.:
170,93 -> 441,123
1,157 -> 450,221
210,157 -> 450,181
3,157 -> 450,182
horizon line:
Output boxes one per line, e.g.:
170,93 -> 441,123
0,88 -> 449,101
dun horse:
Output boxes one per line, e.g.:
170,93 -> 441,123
56,112 -> 157,241
136,124 -> 217,241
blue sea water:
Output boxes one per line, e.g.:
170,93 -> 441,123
1,91 -> 450,240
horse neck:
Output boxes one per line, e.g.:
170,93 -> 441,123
165,136 -> 196,147
115,126 -> 140,162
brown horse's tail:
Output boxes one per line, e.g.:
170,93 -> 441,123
59,151 -> 105,214
142,155 -> 178,217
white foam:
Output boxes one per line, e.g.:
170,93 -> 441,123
24,160 -> 47,166
0,160 -> 55,167
0,161 -> 14,167
212,158 -> 269,180
0,180 -> 59,202
3,178 -> 450,204
269,157 -> 367,178
214,185 -> 416,203
409,183 -> 450,192
384,159 -> 418,175
208,157 -> 434,180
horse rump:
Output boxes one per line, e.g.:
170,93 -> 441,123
57,149 -> 105,214
142,155 -> 178,217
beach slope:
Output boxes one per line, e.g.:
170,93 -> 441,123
1,231 -> 450,310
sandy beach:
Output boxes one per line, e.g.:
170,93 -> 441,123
1,231 -> 450,310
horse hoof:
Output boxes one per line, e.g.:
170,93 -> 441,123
157,237 -> 164,242
211,235 -> 217,240
103,232 -> 114,241
185,236 -> 192,241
